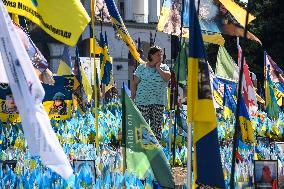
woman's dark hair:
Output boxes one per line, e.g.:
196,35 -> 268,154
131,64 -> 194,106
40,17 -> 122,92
147,46 -> 162,61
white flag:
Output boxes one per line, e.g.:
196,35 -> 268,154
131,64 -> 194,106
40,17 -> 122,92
0,53 -> 8,83
0,2 -> 73,179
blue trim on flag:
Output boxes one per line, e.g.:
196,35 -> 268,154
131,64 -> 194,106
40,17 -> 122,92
61,45 -> 72,68
239,96 -> 250,119
188,0 -> 205,59
196,128 -> 225,188
105,0 -> 122,25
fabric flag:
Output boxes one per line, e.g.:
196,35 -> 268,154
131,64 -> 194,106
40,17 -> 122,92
265,52 -> 280,119
223,84 -> 237,119
0,1 -> 73,179
42,76 -> 74,121
157,0 -> 260,45
215,46 -> 239,81
212,75 -> 224,109
266,54 -> 284,106
73,47 -> 87,112
14,23 -> 54,85
99,32 -> 113,85
238,45 -> 258,117
211,74 -> 237,110
239,96 -> 255,143
0,53 -> 8,83
242,61 -> 258,117
157,0 -> 224,45
4,0 -> 90,46
105,0 -> 142,63
174,41 -> 187,86
89,24 -> 102,55
187,0 -> 224,188
80,66 -> 93,103
122,85 -> 174,188
218,0 -> 255,28
57,45 -> 73,76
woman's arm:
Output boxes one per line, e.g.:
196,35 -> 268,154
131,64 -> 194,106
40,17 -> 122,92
131,75 -> 140,100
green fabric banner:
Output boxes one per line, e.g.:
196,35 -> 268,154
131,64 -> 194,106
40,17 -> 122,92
122,87 -> 174,188
174,41 -> 188,86
215,46 -> 239,81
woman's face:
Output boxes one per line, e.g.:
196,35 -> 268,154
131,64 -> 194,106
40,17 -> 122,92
262,166 -> 272,180
149,51 -> 162,65
263,168 -> 271,177
54,99 -> 63,107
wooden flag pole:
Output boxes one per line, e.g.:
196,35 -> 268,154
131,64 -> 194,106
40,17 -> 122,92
90,0 -> 99,154
173,0 -> 185,166
229,0 -> 251,188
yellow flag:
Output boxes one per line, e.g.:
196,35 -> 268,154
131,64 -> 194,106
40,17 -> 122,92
90,38 -> 102,54
218,0 -> 255,27
80,66 -> 93,103
4,0 -> 90,46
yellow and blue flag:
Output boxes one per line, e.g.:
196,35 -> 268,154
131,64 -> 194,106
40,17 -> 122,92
105,0 -> 142,63
89,24 -> 102,55
187,0 -> 224,188
265,52 -> 280,119
239,96 -> 255,143
265,53 -> 284,107
4,0 -> 90,46
223,84 -> 237,119
57,45 -> 72,76
99,32 -> 113,85
72,47 -> 86,112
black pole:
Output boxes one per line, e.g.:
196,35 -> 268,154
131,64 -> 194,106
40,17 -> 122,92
121,85 -> 127,176
100,9 -> 103,33
172,0 -> 185,166
223,84 -> 227,108
229,1 -> 251,188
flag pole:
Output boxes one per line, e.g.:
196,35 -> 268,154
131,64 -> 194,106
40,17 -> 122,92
100,8 -> 106,104
229,0 -> 251,188
121,84 -> 127,178
173,0 -> 185,166
90,0 -> 99,154
187,122 -> 192,189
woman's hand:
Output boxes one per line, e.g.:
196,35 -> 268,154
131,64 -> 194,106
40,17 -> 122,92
155,61 -> 161,70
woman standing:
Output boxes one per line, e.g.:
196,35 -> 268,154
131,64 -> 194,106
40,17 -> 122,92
131,46 -> 171,141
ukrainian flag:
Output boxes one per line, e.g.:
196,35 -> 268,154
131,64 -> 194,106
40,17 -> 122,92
99,32 -> 113,85
187,0 -> 224,188
239,96 -> 255,143
73,47 -> 92,111
265,52 -> 280,119
57,45 -> 72,76
223,84 -> 237,119
157,0 -> 171,32
89,24 -> 102,55
105,0 -> 142,63
5,0 -> 90,46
